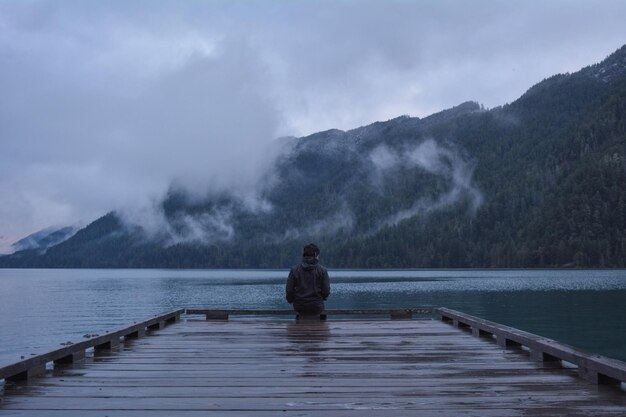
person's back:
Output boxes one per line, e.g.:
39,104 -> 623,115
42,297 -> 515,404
286,243 -> 330,315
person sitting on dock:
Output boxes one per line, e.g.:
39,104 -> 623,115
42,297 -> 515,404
286,243 -> 331,318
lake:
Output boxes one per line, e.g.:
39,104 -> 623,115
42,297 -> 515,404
1,268 -> 625,367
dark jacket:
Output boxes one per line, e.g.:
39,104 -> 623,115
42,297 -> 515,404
286,256 -> 330,313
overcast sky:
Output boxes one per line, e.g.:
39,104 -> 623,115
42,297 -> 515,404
1,0 -> 626,253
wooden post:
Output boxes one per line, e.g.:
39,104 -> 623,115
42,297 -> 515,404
497,335 -> 522,348
530,349 -> 560,363
125,327 -> 146,339
206,312 -> 229,320
53,351 -> 85,365
478,329 -> 494,338
456,321 -> 471,331
94,338 -> 120,351
147,321 -> 165,330
529,349 -> 543,362
5,364 -> 46,382
390,310 -> 412,320
437,311 -> 452,323
577,358 -> 622,385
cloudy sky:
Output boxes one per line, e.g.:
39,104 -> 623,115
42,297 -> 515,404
1,0 -> 625,253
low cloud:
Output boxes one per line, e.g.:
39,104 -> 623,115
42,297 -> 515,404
0,25 -> 282,251
279,200 -> 355,243
118,187 -> 275,247
166,210 -> 235,246
369,139 -> 483,231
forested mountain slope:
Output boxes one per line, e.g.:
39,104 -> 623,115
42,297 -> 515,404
2,45 -> 625,268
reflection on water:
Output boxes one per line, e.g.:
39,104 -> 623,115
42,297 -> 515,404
285,321 -> 331,364
0,268 -> 625,365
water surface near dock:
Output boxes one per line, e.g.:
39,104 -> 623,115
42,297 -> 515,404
1,269 -> 625,364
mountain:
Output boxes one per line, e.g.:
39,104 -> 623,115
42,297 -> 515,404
2,45 -> 625,268
9,226 -> 78,253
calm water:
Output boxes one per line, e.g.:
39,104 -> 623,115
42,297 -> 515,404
1,268 -> 625,367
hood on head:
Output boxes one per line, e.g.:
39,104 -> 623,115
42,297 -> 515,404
301,255 -> 319,270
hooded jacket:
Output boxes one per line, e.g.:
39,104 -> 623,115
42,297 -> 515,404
285,256 -> 330,310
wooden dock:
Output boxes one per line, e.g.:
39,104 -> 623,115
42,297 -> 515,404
1,308 -> 625,416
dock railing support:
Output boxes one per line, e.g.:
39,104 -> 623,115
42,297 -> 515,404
12,306 -> 623,390
53,351 -> 85,365
436,307 -> 626,387
147,320 -> 166,330
186,308 -> 432,321
0,309 -> 184,383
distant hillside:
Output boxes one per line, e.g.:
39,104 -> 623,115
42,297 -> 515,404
2,45 -> 625,268
9,226 -> 77,253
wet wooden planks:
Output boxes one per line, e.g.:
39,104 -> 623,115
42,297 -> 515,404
1,319 -> 625,416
